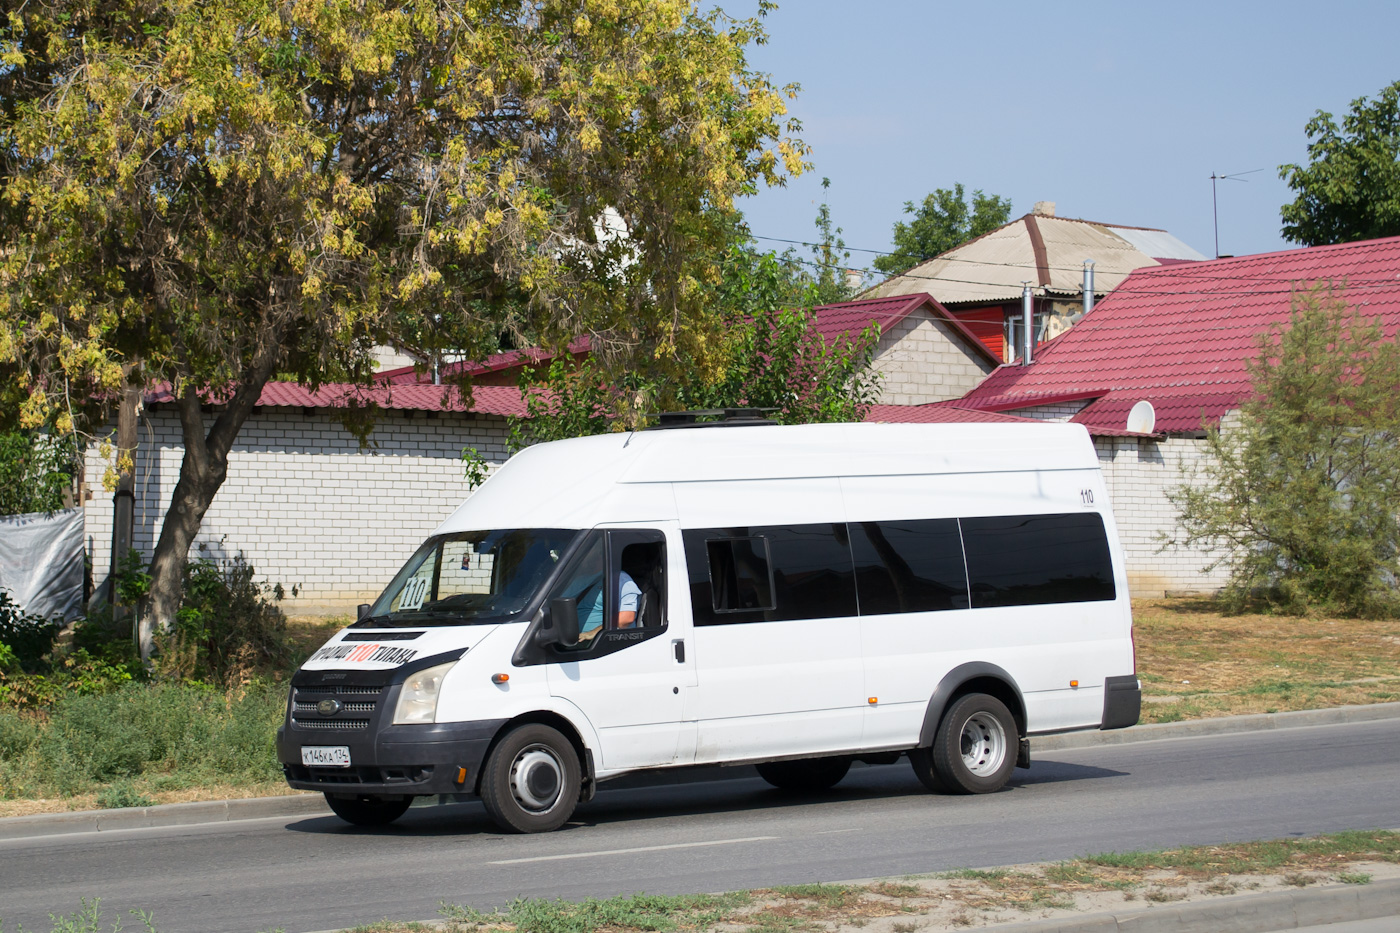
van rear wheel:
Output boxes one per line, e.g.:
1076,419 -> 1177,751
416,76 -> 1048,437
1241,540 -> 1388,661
755,756 -> 851,792
912,693 -> 1017,795
480,724 -> 581,833
324,793 -> 412,827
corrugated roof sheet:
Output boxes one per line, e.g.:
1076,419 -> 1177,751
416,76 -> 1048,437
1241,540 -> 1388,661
811,293 -> 1000,367
863,213 -> 1206,305
146,382 -> 529,416
957,236 -> 1400,434
864,404 -> 1036,425
1112,227 -> 1208,262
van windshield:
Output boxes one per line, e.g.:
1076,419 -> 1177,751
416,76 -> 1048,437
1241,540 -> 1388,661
359,529 -> 579,627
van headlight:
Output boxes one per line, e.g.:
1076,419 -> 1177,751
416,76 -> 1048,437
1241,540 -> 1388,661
393,661 -> 457,724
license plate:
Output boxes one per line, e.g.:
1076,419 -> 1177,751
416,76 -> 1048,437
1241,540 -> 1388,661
302,746 -> 351,767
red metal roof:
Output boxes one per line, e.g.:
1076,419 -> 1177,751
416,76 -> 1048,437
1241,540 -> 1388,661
957,237 -> 1400,434
811,293 -> 1001,367
146,382 -> 528,417
864,404 -> 1037,425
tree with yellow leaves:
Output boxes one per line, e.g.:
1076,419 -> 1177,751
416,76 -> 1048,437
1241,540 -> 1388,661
0,0 -> 806,655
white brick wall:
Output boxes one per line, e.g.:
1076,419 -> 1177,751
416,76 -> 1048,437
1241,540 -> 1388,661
1092,434 -> 1230,597
871,312 -> 997,406
84,407 -> 512,613
1012,400 -> 1092,422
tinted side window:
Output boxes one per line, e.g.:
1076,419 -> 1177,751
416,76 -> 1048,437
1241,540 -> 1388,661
683,524 -> 857,625
706,537 -> 775,612
850,519 -> 969,614
961,513 -> 1116,608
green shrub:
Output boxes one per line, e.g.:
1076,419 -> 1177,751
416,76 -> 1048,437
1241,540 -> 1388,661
0,681 -> 286,799
97,780 -> 156,810
154,553 -> 292,686
1167,289 -> 1400,618
0,589 -> 60,669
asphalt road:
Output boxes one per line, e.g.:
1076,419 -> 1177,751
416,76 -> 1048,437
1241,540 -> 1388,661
3,719 -> 1399,933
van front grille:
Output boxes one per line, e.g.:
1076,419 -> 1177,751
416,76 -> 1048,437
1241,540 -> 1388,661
291,718 -> 370,731
293,700 -> 376,714
289,683 -> 385,732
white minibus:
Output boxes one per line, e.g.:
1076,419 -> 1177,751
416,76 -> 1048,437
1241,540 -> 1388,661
278,415 -> 1141,832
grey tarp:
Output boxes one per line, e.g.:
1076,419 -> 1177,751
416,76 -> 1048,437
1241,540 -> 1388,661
0,508 -> 85,622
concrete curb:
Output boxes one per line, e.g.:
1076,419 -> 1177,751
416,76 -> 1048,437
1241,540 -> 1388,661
0,792 -> 332,841
3,701 -> 1399,843
1033,701 -> 1400,752
977,877 -> 1400,932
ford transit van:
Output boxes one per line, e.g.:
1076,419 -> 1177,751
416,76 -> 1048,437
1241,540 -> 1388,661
277,418 -> 1141,832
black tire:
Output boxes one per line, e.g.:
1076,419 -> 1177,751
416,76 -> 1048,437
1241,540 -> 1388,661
916,693 -> 1018,795
324,793 -> 413,827
755,756 -> 851,792
479,724 -> 581,833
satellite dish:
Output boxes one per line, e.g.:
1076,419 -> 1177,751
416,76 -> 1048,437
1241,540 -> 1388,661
1126,400 -> 1156,434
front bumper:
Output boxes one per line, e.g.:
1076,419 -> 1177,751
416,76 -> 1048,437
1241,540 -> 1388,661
277,656 -> 504,798
278,718 -> 508,797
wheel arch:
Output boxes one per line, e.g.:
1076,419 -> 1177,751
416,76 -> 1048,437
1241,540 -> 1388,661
918,662 -> 1027,748
475,709 -> 594,797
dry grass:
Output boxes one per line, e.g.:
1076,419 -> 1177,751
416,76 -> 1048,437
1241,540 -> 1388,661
1132,597 -> 1400,723
285,614 -> 351,661
341,832 -> 1400,933
0,782 -> 305,819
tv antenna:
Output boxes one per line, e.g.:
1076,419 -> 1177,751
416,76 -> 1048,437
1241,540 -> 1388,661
1210,168 -> 1263,258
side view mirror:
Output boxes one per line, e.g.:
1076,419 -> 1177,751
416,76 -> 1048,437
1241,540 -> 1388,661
548,597 -> 579,647
357,603 -> 371,621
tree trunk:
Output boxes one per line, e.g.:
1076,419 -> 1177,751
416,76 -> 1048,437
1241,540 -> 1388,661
138,342 -> 282,662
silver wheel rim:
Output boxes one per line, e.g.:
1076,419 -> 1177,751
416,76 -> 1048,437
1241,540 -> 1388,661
960,711 -> 1007,776
509,744 -> 564,813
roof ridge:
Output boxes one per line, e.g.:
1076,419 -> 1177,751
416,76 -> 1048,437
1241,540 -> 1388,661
1129,234 -> 1400,274
1042,215 -> 1169,233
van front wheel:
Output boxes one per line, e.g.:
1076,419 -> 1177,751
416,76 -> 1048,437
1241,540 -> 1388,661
480,724 -> 581,833
755,756 -> 851,792
324,793 -> 412,827
911,693 -> 1017,795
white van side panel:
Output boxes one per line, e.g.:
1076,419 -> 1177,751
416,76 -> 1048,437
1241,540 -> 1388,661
671,478 -> 867,763
843,467 -> 1131,739
670,477 -> 845,529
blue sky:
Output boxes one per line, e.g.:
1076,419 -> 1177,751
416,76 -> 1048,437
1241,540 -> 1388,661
727,1 -> 1399,273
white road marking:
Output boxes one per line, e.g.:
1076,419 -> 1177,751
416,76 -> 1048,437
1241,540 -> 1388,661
487,835 -> 778,865
816,828 -> 860,835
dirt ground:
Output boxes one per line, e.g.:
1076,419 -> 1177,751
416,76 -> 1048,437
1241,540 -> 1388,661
1132,598 -> 1400,722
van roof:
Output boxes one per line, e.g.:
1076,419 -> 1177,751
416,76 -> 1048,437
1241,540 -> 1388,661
437,422 -> 1100,534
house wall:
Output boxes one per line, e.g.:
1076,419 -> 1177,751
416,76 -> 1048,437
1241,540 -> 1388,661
84,407 -> 512,614
872,311 -> 997,406
1092,434 -> 1230,597
1008,400 -> 1092,422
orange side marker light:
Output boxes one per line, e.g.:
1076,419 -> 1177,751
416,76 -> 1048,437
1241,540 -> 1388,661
456,767 -> 468,784
867,697 -> 878,705
492,673 -> 509,684
1070,680 -> 1079,688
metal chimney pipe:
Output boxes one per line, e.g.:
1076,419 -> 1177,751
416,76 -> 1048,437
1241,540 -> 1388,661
1083,260 -> 1095,318
1021,282 -> 1034,366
